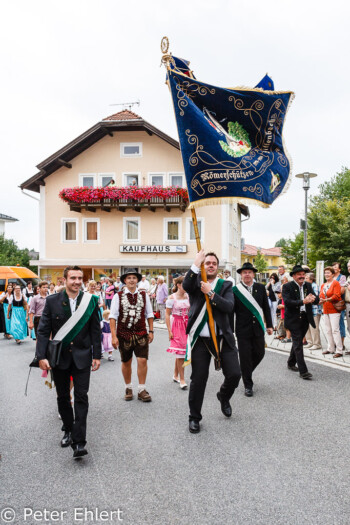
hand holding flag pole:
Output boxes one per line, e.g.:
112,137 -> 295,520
190,208 -> 221,369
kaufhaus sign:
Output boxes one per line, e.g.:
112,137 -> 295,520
120,245 -> 187,253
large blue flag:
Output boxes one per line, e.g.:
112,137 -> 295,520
167,58 -> 294,208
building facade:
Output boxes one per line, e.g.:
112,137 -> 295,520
21,110 -> 247,283
241,243 -> 286,279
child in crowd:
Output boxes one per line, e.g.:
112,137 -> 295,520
276,291 -> 286,340
102,309 -> 114,361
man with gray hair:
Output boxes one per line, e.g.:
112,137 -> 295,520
156,276 -> 168,323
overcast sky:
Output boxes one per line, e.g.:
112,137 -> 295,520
1,0 -> 349,251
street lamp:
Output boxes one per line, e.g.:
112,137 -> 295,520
295,172 -> 317,265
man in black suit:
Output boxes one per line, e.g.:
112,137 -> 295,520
282,264 -> 319,379
37,266 -> 101,458
233,262 -> 273,397
183,250 -> 241,434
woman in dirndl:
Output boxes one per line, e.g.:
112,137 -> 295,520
0,283 -> 14,339
8,284 -> 28,344
165,276 -> 190,390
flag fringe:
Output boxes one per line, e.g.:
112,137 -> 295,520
276,92 -> 295,200
188,196 -> 270,210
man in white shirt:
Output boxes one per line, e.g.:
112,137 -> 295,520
183,250 -> 241,434
223,269 -> 235,286
138,275 -> 150,292
110,268 -> 154,402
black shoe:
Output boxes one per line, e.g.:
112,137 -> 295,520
189,420 -> 200,434
300,372 -> 313,380
60,431 -> 72,448
288,365 -> 299,372
73,444 -> 88,458
244,388 -> 253,397
216,392 -> 232,417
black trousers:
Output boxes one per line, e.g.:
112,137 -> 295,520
237,335 -> 265,389
33,316 -> 41,338
287,312 -> 310,375
53,363 -> 91,446
189,337 -> 241,422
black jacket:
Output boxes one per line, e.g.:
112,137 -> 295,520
234,282 -> 272,338
282,280 -> 319,330
36,290 -> 102,370
182,268 -> 236,349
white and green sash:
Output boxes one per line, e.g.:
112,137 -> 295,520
232,283 -> 266,333
184,278 -> 225,367
55,293 -> 98,347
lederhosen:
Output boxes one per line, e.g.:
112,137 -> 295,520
117,290 -> 149,362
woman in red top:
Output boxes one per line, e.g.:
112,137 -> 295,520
320,266 -> 342,357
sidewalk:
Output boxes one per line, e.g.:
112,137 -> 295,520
266,317 -> 350,371
154,318 -> 350,371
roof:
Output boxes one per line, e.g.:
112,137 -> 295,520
102,109 -> 142,121
20,110 -> 180,193
0,213 -> 18,222
242,244 -> 282,256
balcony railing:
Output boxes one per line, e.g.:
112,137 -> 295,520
59,186 -> 189,213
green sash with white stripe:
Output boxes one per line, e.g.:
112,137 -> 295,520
184,278 -> 225,366
232,283 -> 266,333
55,292 -> 99,349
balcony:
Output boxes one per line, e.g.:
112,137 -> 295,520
59,186 -> 189,213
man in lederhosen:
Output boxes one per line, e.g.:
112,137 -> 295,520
233,262 -> 273,397
110,268 -> 154,402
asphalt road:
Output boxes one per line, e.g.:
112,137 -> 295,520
1,331 -> 350,525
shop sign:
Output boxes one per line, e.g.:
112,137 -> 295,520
120,245 -> 187,253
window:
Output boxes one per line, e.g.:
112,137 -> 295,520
98,173 -> 115,187
169,173 -> 184,187
124,218 -> 140,242
186,217 -> 204,242
79,174 -> 96,187
164,219 -> 181,242
123,173 -> 140,186
149,173 -> 165,186
121,142 -> 142,157
83,219 -> 100,243
61,219 -> 78,243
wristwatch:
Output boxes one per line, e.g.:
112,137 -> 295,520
208,291 -> 214,298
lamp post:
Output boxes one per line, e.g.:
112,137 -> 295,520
295,172 -> 317,265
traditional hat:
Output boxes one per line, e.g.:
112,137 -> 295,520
237,262 -> 258,274
289,264 -> 306,276
120,268 -> 142,284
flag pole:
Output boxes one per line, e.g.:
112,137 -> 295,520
191,208 -> 221,369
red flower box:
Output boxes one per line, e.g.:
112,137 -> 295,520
59,185 -> 189,204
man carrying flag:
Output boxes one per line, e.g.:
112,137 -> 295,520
183,250 -> 241,434
233,262 -> 273,397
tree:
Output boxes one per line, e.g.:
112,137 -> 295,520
0,235 -> 37,271
281,232 -> 304,267
308,167 -> 350,269
275,238 -> 288,248
254,250 -> 268,273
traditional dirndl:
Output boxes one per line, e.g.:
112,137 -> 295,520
9,306 -> 27,340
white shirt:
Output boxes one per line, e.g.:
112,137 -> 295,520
109,289 -> 154,320
69,295 -> 79,314
138,280 -> 150,292
294,279 -> 306,312
225,276 -> 235,285
191,264 -> 220,337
